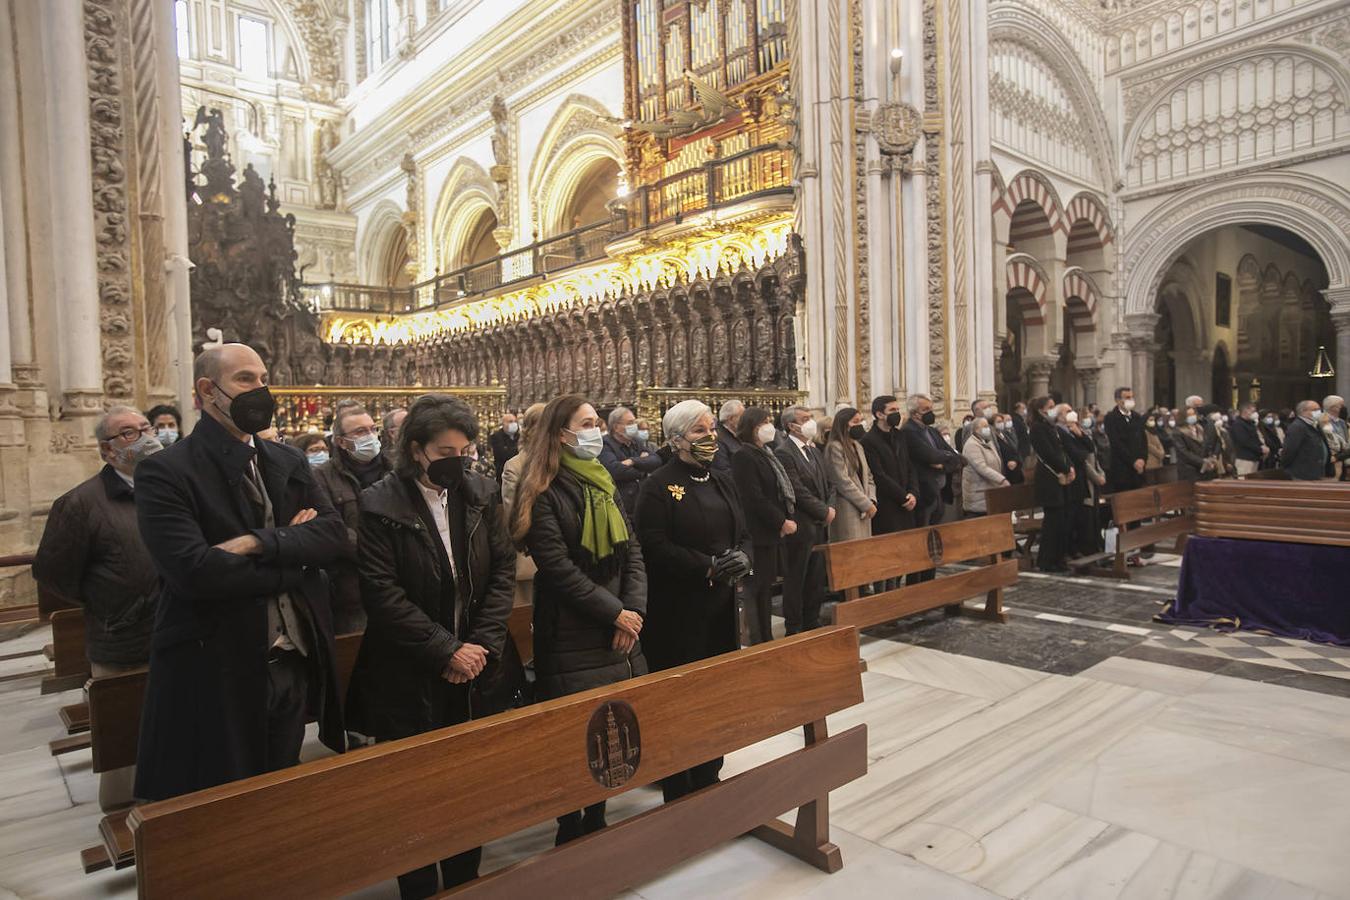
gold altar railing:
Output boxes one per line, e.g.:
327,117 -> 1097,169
271,386 -> 508,439
635,385 -> 805,442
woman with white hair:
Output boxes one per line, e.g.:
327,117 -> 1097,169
636,399 -> 751,804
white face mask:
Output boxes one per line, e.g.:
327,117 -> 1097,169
347,433 -> 382,463
798,419 -> 818,441
1045,407 -> 1059,421
977,426 -> 991,439
624,422 -> 639,439
756,423 -> 776,445
1065,411 -> 1079,424
1323,424 -> 1335,434
1122,398 -> 1136,412
505,421 -> 519,435
566,426 -> 604,460
1186,415 -> 1198,426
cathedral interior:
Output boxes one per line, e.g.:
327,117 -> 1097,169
0,0 -> 1349,896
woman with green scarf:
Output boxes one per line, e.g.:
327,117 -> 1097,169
510,394 -> 647,845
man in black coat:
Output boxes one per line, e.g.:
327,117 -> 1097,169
860,395 -> 918,535
599,406 -> 664,513
1281,400 -> 1331,480
487,411 -> 519,482
1230,402 -> 1268,477
900,393 -> 963,583
1012,402 -> 1031,459
134,343 -> 346,802
774,406 -> 835,634
1103,386 -> 1146,493
711,399 -> 745,474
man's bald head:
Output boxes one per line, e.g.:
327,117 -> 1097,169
195,343 -> 269,439
194,343 -> 264,385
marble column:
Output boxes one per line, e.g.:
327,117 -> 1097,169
43,0 -> 104,426
1024,356 -> 1055,399
0,0 -> 37,407
1076,366 -> 1100,407
1324,287 -> 1350,401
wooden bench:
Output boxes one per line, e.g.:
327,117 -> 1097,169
1194,480 -> 1350,547
1241,467 -> 1292,481
1069,480 -> 1195,578
820,516 -> 1015,638
127,627 -> 866,899
41,607 -> 89,694
81,631 -> 368,874
983,481 -> 1040,571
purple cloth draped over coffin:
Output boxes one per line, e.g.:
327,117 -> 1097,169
1158,535 -> 1350,645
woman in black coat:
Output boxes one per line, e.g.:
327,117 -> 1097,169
728,406 -> 794,644
346,394 -> 517,899
511,393 -> 647,844
1060,406 -> 1104,557
1029,395 -> 1074,573
636,399 -> 751,803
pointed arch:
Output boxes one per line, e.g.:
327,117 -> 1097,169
1006,253 -> 1049,325
1006,170 -> 1066,236
430,157 -> 500,272
1065,192 -> 1114,249
358,200 -> 407,284
527,94 -> 624,237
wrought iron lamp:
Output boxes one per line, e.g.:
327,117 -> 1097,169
1309,345 -> 1335,379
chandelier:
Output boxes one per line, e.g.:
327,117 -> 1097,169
1309,345 -> 1335,379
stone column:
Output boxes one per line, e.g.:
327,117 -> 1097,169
1324,287 -> 1350,401
1024,356 -> 1055,399
1076,365 -> 1100,407
44,0 -> 104,431
0,0 -> 40,412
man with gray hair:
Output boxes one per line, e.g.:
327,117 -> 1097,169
34,405 -> 162,811
1322,396 -> 1347,474
901,393 -> 963,548
1280,399 -> 1331,480
774,405 -> 835,633
599,405 -> 662,512
713,398 -> 746,473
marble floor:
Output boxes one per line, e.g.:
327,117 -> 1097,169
3,565 -> 1350,899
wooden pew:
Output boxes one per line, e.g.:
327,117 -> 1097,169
1241,467 -> 1292,481
820,516 -> 1015,637
127,626 -> 866,899
41,607 -> 89,694
1070,480 -> 1195,578
1194,480 -> 1350,547
983,481 -> 1040,571
81,631 -> 368,874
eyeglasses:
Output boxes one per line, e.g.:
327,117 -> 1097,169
342,426 -> 378,440
112,424 -> 155,442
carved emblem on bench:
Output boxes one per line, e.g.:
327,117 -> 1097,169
1152,488 -> 1162,514
926,528 -> 944,566
587,700 -> 641,789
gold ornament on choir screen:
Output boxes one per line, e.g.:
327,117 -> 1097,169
587,701 -> 641,789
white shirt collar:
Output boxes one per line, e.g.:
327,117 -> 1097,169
415,478 -> 447,504
114,469 -> 134,489
789,433 -> 810,452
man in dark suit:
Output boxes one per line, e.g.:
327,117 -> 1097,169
1103,386 -> 1146,493
774,405 -> 835,634
1230,402 -> 1268,476
1012,402 -> 1031,459
1281,400 -> 1331,480
487,411 -> 519,482
900,393 -> 963,583
711,399 -> 745,474
134,343 -> 346,802
599,405 -> 663,513
860,394 -> 918,535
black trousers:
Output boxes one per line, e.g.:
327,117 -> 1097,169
1038,504 -> 1070,570
383,684 -> 482,899
743,543 -> 779,644
781,527 -> 825,634
1071,498 -> 1102,557
263,648 -> 309,774
906,493 -> 944,585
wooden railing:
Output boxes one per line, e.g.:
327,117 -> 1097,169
300,145 -> 793,317
635,384 -> 805,442
270,386 -> 508,438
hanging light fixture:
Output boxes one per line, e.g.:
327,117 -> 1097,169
1309,345 -> 1335,379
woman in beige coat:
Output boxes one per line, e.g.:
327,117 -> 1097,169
824,407 -> 877,543
961,416 -> 1009,515
502,402 -> 546,608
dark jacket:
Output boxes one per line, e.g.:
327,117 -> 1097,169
312,449 -> 392,633
1060,428 -> 1095,504
488,428 -> 520,482
730,444 -> 793,546
133,413 -> 346,801
710,422 -> 743,474
1030,417 -> 1071,508
635,459 -> 750,670
1169,426 -> 1208,481
774,438 -> 833,528
1104,407 -> 1146,491
901,418 -> 962,507
1013,414 -> 1031,458
599,433 -> 663,514
1259,421 -> 1283,468
860,425 -> 917,534
1090,424 -> 1112,474
33,465 -> 159,666
1281,418 -> 1331,480
345,471 -> 516,739
995,432 -> 1025,485
1231,417 -> 1265,463
524,469 -> 647,699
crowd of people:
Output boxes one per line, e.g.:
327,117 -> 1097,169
28,339 -> 1350,897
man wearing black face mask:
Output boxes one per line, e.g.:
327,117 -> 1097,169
346,393 -> 517,897
134,343 -> 346,804
860,394 -> 919,536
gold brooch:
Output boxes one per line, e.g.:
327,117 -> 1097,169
667,484 -> 685,500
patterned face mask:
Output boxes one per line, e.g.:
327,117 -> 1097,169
687,433 -> 719,466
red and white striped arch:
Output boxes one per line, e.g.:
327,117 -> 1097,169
1064,193 -> 1114,252
1002,171 -> 1066,242
1062,266 -> 1100,333
1006,254 -> 1048,325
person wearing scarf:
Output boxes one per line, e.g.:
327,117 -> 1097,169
637,399 -> 752,804
511,394 -> 647,845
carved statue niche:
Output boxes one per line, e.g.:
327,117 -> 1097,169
314,120 -> 341,210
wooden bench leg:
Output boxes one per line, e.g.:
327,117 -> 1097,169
748,720 -> 844,873
81,844 -> 112,874
950,586 -> 1008,623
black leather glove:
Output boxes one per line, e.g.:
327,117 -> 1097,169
711,549 -> 751,583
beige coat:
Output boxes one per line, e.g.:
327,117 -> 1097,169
824,439 -> 876,543
961,431 -> 1008,513
500,452 -> 536,605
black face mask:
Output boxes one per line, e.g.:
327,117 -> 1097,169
885,411 -> 902,428
215,383 -> 275,435
921,410 -> 937,426
425,455 -> 465,490
849,424 -> 867,442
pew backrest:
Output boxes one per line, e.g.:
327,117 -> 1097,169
130,626 -> 865,899
984,481 -> 1037,517
1194,480 -> 1350,547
